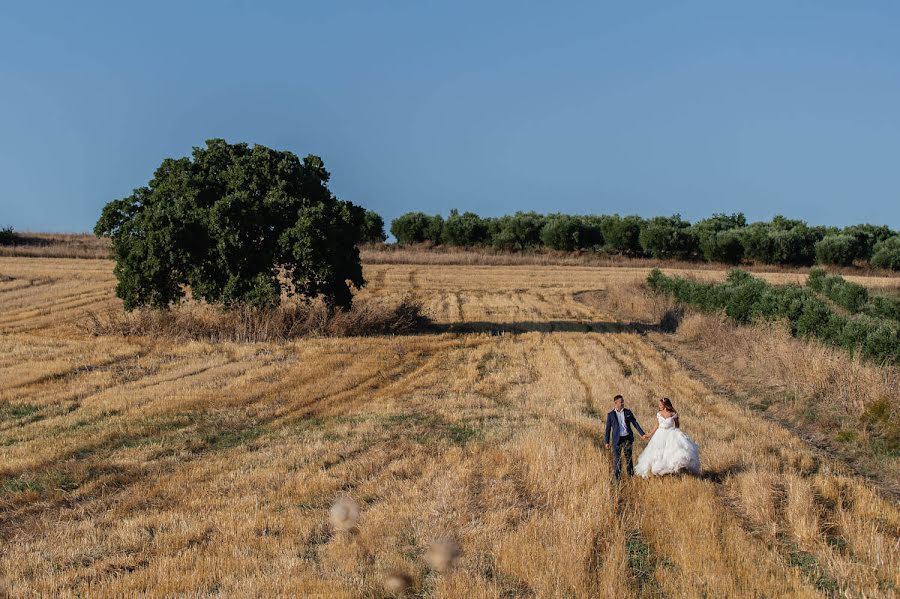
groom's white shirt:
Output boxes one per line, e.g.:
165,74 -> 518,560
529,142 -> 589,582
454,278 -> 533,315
615,407 -> 628,436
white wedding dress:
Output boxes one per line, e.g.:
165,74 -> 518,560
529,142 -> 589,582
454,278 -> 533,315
636,412 -> 701,477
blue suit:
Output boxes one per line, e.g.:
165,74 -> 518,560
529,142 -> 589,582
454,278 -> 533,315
604,408 -> 646,479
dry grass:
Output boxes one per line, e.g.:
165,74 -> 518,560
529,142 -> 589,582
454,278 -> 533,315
656,311 -> 900,491
1,257 -> 898,597
0,232 -> 111,259
79,298 -> 430,343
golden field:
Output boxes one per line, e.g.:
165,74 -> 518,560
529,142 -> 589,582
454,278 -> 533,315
0,257 -> 898,598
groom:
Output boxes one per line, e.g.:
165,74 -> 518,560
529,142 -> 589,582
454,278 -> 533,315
604,394 -> 647,480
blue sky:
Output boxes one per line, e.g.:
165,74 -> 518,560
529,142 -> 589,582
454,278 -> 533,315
2,1 -> 899,232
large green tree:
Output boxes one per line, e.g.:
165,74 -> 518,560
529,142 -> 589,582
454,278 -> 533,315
95,139 -> 366,310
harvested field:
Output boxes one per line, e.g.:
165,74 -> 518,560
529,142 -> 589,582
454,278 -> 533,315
0,257 -> 897,597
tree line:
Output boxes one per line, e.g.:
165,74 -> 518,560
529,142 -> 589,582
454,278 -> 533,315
388,210 -> 900,269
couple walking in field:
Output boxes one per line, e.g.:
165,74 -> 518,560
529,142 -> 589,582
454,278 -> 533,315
604,394 -> 701,479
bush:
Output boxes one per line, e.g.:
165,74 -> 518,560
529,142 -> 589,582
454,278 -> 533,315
739,223 -> 776,264
769,225 -> 820,265
815,234 -> 859,266
691,213 -> 746,263
859,318 -> 900,364
391,212 -> 434,245
0,226 -> 15,245
601,215 -> 644,255
870,236 -> 900,270
443,209 -> 489,246
867,295 -> 900,322
360,210 -> 387,243
806,268 -> 827,292
693,213 -> 746,237
739,218 -> 823,266
795,296 -> 834,339
639,215 -> 698,260
648,268 -> 898,365
806,269 -> 900,322
423,214 -> 445,244
95,139 -> 366,310
723,276 -> 766,324
699,229 -> 745,264
832,280 -> 869,313
540,215 -> 582,251
843,224 -> 895,261
576,216 -> 604,248
491,212 -> 545,250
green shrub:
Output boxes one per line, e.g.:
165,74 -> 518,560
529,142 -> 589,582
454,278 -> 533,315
770,226 -> 820,266
576,216 -> 604,249
424,215 -> 444,244
752,285 -> 809,326
740,223 -> 776,264
807,268 -> 827,292
805,269 -> 899,322
0,226 -> 15,245
699,229 -> 744,264
833,281 -> 869,313
842,224 -> 895,261
443,209 -> 489,246
361,210 -> 387,243
838,316 -> 871,355
639,215 -> 698,260
871,236 -> 900,270
724,277 -> 766,324
540,215 -> 582,251
491,212 -> 545,250
648,269 -> 897,365
815,234 -> 859,266
866,295 -> 900,322
391,212 -> 433,245
647,268 -> 666,290
795,297 -> 834,339
739,218 -> 823,266
692,213 -> 746,264
601,215 -> 644,255
860,318 -> 900,364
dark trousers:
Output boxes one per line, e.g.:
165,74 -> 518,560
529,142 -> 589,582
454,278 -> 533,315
613,436 -> 634,479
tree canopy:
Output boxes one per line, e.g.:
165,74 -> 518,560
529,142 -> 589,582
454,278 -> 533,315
95,139 -> 367,310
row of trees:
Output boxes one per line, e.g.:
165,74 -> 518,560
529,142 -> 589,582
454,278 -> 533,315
389,211 -> 900,269
647,269 -> 899,365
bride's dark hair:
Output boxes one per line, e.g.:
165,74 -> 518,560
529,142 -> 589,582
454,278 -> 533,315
661,397 -> 676,413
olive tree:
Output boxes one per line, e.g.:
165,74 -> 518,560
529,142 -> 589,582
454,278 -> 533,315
361,210 -> 387,243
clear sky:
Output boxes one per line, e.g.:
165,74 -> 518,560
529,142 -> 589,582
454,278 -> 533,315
2,1 -> 899,232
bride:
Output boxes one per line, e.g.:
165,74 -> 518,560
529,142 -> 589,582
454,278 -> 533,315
636,398 -> 701,477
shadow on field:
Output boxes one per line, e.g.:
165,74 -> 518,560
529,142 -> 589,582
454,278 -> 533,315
431,320 -> 667,335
